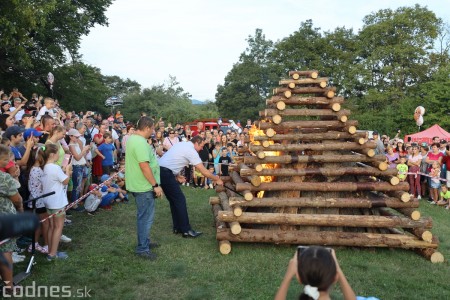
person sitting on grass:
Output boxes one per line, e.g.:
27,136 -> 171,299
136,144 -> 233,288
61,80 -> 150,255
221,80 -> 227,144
437,184 -> 450,207
84,184 -> 102,216
99,174 -> 127,210
396,156 -> 408,182
275,246 -> 356,300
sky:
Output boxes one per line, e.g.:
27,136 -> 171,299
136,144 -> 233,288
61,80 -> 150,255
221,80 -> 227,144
80,1 -> 449,101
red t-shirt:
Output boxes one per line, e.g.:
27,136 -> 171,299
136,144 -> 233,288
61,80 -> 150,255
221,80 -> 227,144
426,152 -> 444,172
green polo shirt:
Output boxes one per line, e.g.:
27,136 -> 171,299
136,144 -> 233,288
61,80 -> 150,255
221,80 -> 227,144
125,134 -> 160,192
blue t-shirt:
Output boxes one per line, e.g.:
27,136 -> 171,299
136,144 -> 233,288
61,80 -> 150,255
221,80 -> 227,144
10,146 -> 22,160
97,143 -> 115,166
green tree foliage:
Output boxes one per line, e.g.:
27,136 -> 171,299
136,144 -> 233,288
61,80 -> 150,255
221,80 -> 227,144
216,5 -> 449,136
216,29 -> 277,121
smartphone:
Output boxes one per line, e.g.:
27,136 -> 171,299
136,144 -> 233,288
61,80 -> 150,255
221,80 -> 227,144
31,110 -> 37,117
297,246 -> 332,258
62,154 -> 72,168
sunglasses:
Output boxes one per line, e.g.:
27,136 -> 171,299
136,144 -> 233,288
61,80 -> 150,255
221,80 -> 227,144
169,132 -> 175,134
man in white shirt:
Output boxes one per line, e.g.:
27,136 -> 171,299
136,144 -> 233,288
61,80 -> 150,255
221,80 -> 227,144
158,135 -> 223,238
9,98 -> 25,121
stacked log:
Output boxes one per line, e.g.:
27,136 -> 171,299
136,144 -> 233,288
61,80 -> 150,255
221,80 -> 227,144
210,70 -> 442,262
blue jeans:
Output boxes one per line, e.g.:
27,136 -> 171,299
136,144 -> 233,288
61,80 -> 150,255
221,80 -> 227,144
160,167 -> 191,232
133,191 -> 156,254
71,165 -> 85,203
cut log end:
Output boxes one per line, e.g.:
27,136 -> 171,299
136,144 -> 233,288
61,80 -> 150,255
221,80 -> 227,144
244,192 -> 254,201
262,141 -> 271,148
348,126 -> 357,134
422,230 -> 433,243
400,192 -> 411,202
255,164 -> 263,172
257,151 -> 266,159
430,252 -> 445,263
276,101 -> 286,111
233,206 -> 243,217
326,90 -> 335,99
410,210 -> 421,220
292,73 -> 300,80
366,149 -> 375,158
331,103 -> 341,112
378,162 -> 388,171
288,82 -> 296,89
230,222 -> 242,235
390,176 -> 400,186
272,114 -> 282,124
209,196 -> 220,205
219,240 -> 231,255
250,175 -> 262,187
319,81 -> 327,88
266,128 -> 276,137
284,90 -> 292,98
340,115 -> 348,123
357,137 -> 366,145
311,71 -> 318,79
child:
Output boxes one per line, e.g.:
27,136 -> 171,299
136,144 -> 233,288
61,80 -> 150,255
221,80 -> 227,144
429,161 -> 441,205
42,143 -> 71,260
205,165 -> 215,189
275,246 -> 356,300
84,184 -> 102,215
193,166 -> 205,188
97,132 -> 115,176
219,147 -> 232,176
437,184 -> 450,206
396,156 -> 408,182
99,174 -> 127,210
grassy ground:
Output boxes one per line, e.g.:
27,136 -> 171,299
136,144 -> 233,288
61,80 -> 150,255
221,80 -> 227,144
13,187 -> 450,300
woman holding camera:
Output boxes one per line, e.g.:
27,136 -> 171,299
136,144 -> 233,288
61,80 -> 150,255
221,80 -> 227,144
275,246 -> 356,300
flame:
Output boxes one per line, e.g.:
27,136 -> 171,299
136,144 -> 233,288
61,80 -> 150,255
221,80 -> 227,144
249,125 -> 279,198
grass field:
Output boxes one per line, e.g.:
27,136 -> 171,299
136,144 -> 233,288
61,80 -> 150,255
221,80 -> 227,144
13,187 -> 450,300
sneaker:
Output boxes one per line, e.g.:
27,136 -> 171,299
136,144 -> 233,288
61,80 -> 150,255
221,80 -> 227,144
446,205 -> 449,210
87,211 -> 96,216
28,242 -> 49,254
186,183 -> 189,187
430,201 -> 436,205
417,195 -> 422,200
209,183 -> 214,189
182,182 -> 185,186
47,251 -> 69,261
60,234 -> 72,243
12,252 -> 25,263
136,251 -> 157,260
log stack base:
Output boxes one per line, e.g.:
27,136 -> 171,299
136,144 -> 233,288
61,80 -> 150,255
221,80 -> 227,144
209,70 -> 442,262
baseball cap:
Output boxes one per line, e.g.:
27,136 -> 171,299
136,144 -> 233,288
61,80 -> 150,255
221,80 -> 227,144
397,139 -> 404,143
23,128 -> 43,140
373,131 -> 379,135
100,174 -> 110,183
4,125 -> 25,139
67,129 -> 81,137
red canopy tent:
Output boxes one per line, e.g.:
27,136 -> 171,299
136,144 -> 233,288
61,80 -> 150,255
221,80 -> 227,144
404,124 -> 450,144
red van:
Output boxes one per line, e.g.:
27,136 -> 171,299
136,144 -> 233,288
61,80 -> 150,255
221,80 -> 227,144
184,118 -> 230,132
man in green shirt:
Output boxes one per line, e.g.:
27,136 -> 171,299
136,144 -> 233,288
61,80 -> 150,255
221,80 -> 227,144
125,116 -> 163,260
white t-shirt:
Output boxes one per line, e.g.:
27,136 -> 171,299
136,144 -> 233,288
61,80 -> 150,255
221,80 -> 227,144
158,141 -> 202,175
10,106 -> 24,121
28,167 -> 45,208
42,163 -> 68,209
36,106 -> 55,121
69,142 -> 86,165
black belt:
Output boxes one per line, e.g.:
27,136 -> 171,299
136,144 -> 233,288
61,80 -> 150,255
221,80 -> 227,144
160,166 -> 172,172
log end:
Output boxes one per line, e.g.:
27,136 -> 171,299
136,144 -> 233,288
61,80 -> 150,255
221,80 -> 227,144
233,206 -> 243,217
389,176 -> 400,186
357,137 -> 366,145
230,222 -> 242,235
288,82 -> 296,89
430,251 -> 445,263
378,162 -> 389,171
255,164 -> 263,172
319,81 -> 327,88
410,210 -> 421,220
340,115 -> 348,123
400,192 -> 411,202
250,175 -> 262,187
244,192 -> 254,201
284,90 -> 292,98
209,196 -> 220,205
292,73 -> 300,80
273,114 -> 282,124
422,231 -> 433,243
257,151 -> 266,159
366,149 -> 375,158
331,103 -> 341,112
262,141 -> 271,148
277,101 -> 286,111
266,128 -> 276,137
311,71 -> 318,79
348,126 -> 357,134
219,240 -> 231,255
326,90 -> 335,99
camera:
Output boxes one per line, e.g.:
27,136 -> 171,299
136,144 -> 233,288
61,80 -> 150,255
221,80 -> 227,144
297,246 -> 332,258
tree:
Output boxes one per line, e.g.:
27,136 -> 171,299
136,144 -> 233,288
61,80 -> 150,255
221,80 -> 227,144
0,0 -> 113,83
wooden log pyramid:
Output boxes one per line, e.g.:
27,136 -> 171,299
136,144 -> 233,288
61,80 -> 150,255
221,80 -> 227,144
210,70 -> 444,262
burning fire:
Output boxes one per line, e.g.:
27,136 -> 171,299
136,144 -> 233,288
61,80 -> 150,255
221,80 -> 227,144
249,125 -> 279,198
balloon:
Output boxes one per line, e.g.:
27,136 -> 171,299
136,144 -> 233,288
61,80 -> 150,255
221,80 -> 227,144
416,115 -> 423,126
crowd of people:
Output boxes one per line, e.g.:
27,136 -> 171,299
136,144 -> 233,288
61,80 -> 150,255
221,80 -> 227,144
371,131 -> 450,207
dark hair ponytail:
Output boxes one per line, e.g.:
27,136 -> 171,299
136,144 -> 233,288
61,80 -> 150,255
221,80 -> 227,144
298,246 -> 337,300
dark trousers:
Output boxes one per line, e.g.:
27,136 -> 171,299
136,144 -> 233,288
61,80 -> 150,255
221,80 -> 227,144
160,167 -> 191,232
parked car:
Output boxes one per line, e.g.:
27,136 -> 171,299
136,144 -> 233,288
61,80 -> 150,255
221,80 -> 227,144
105,96 -> 123,107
